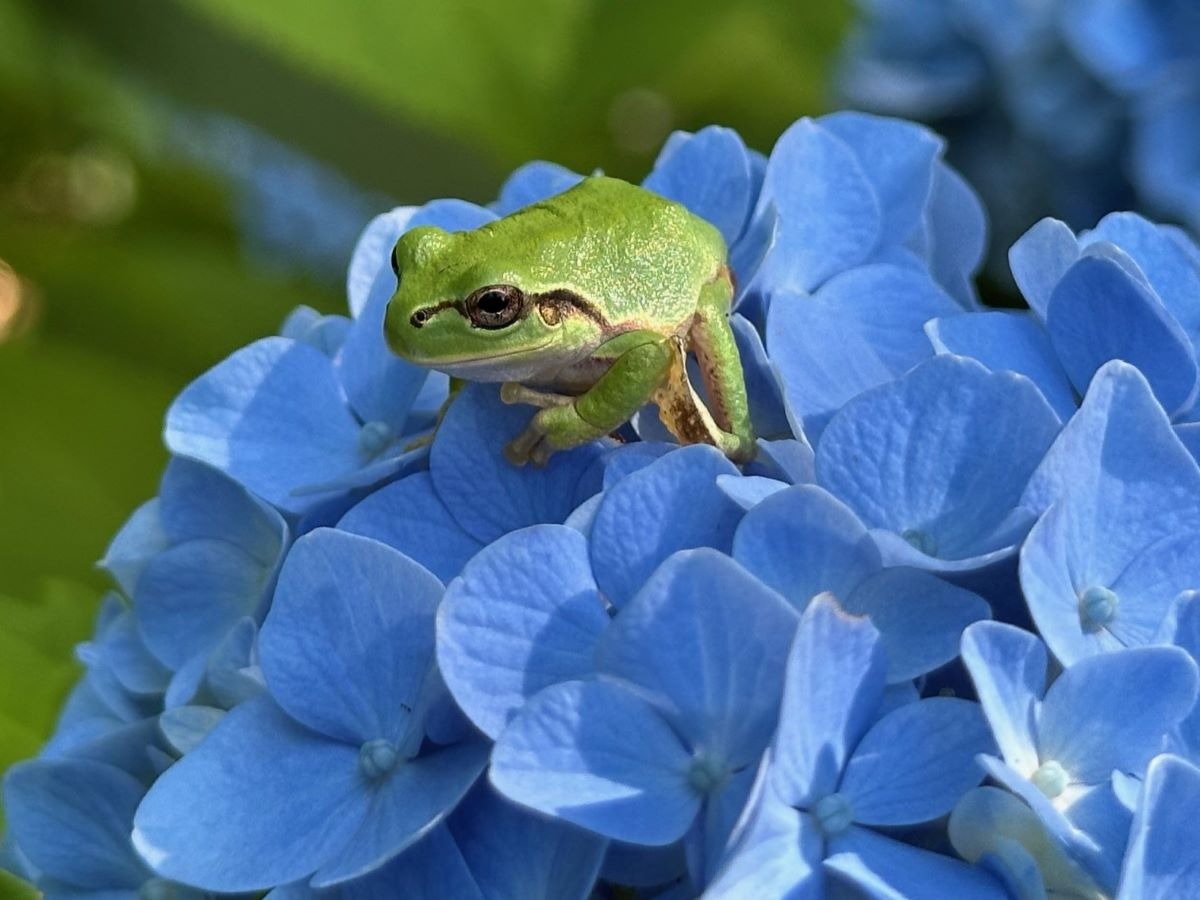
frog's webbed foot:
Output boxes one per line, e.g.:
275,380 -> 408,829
501,383 -> 583,466
504,405 -> 598,467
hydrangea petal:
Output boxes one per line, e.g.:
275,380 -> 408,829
732,485 -> 881,611
158,457 -> 286,559
448,783 -> 607,900
716,473 -> 788,510
1037,646 -> 1198,782
825,825 -> 1008,899
771,595 -> 886,807
4,758 -> 147,889
1107,532 -> 1200,647
597,549 -> 797,766
643,126 -> 752,248
159,705 -> 225,756
821,112 -> 941,246
923,162 -> 986,308
705,795 -> 822,900
1064,782 -> 1133,881
99,500 -> 167,597
838,697 -> 992,825
318,826 -> 483,900
1022,362 -> 1200,543
1117,755 -> 1200,900
260,529 -> 443,744
1083,211 -> 1200,340
490,680 -> 696,846
961,622 -> 1046,775
135,539 -> 269,670
1046,256 -> 1198,417
311,741 -> 488,887
755,118 -> 881,292
730,313 -> 791,440
346,207 -> 416,319
750,438 -> 815,484
1176,422 -> 1200,463
493,161 -> 584,217
926,311 -> 1077,420
335,285 -> 428,433
132,696 -> 367,892
337,473 -> 482,583
817,355 -> 1058,561
689,765 -> 759,888
431,385 -> 606,544
165,337 -> 366,514
1020,501 -> 1126,665
768,265 -> 959,439
437,525 -> 608,739
1009,218 -> 1080,321
84,606 -> 170,696
843,568 -> 990,683
589,445 -> 741,609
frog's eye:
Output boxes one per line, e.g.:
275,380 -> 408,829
390,245 -> 401,277
466,284 -> 524,329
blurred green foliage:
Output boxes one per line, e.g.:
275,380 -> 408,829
0,0 -> 851,844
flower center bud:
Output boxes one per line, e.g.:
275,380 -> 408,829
812,792 -> 854,837
686,752 -> 727,795
359,738 -> 401,780
358,420 -> 394,459
901,528 -> 938,557
1031,760 -> 1068,798
1077,586 -> 1118,633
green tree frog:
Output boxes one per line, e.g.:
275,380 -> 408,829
383,176 -> 755,466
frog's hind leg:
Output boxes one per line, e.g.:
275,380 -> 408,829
683,266 -> 755,462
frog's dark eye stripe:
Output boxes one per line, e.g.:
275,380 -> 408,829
390,245 -> 401,277
465,284 -> 525,329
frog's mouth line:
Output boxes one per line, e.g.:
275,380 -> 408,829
407,338 -> 558,368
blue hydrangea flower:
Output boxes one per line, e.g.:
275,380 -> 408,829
961,620 -> 1199,891
813,354 -> 1060,599
1019,362 -> 1200,663
705,595 -> 996,898
933,212 -> 1200,438
732,483 -> 991,683
489,550 -> 798,890
132,529 -> 488,891
9,113 -> 1200,899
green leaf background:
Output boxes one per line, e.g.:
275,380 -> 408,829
0,0 -> 851,878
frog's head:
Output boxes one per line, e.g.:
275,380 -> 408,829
384,225 -> 575,381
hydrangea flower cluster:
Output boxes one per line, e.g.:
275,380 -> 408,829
838,0 -> 1200,273
6,111 -> 1200,899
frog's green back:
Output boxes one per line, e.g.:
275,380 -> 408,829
466,176 -> 727,327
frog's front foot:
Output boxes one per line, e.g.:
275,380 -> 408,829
504,413 -> 562,467
504,404 -> 608,468
500,382 -> 574,409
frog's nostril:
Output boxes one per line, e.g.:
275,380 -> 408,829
410,310 -> 428,328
